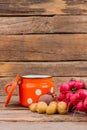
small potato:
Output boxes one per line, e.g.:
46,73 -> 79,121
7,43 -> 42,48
49,101 -> 57,106
36,102 -> 48,114
46,101 -> 57,115
57,101 -> 67,114
29,103 -> 37,112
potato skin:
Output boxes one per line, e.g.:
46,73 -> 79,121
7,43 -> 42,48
57,101 -> 67,114
36,102 -> 48,114
29,103 -> 37,112
46,101 -> 57,115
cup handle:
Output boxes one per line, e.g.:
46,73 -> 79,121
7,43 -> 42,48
4,84 -> 13,95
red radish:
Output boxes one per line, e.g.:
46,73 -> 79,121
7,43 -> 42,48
74,80 -> 85,89
66,92 -> 73,101
64,99 -> 70,107
76,101 -> 85,112
83,97 -> 87,110
59,93 -> 66,101
60,83 -> 70,93
68,102 -> 74,111
64,99 -> 74,112
64,100 -> 69,106
68,80 -> 76,89
84,110 -> 87,113
77,89 -> 83,94
77,89 -> 87,99
70,93 -> 80,105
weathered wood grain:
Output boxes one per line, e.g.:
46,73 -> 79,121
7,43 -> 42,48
1,95 -> 87,122
0,96 -> 18,104
0,0 -> 87,125
0,96 -> 28,110
0,77 -> 18,96
0,108 -> 87,122
0,0 -> 87,15
1,77 -> 87,96
0,16 -> 87,34
0,34 -> 87,61
0,62 -> 87,77
0,122 -> 87,130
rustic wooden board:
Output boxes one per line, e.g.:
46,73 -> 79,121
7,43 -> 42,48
0,96 -> 28,110
0,122 -> 87,130
1,77 -> 87,96
1,96 -> 87,122
0,0 -> 87,15
0,34 -> 87,61
0,62 -> 87,77
0,95 -> 87,122
0,0 -> 87,124
0,16 -> 87,34
0,109 -> 87,122
0,96 -> 18,104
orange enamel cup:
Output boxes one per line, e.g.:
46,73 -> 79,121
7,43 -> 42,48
4,75 -> 55,107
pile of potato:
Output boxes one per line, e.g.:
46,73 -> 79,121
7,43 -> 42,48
29,94 -> 68,115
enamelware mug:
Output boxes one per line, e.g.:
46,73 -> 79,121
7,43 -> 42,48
4,75 -> 55,107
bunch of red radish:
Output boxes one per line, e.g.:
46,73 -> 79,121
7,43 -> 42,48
55,79 -> 87,113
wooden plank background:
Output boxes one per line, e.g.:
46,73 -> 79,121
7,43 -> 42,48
0,0 -> 87,15
0,0 -> 87,96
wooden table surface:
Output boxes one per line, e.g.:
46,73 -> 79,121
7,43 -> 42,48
0,96 -> 87,130
0,122 -> 87,130
0,96 -> 87,122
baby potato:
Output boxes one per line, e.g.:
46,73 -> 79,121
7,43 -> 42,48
46,101 -> 57,115
49,101 -> 57,106
29,103 -> 37,112
36,102 -> 48,114
57,101 -> 67,114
